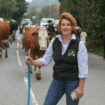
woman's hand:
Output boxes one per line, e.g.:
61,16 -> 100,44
74,86 -> 84,99
74,78 -> 85,99
25,56 -> 34,65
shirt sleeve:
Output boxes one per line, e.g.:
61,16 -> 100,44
77,41 -> 88,78
38,38 -> 55,65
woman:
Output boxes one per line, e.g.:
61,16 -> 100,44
25,12 -> 88,105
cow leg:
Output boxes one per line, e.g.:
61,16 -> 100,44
34,66 -> 36,71
12,31 -> 16,41
9,35 -> 13,44
5,48 -> 8,58
7,41 -> 10,48
0,47 -> 2,58
22,35 -> 24,49
29,65 -> 32,73
35,67 -> 41,80
1,41 -> 8,58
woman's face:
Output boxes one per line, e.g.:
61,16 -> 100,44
60,19 -> 72,36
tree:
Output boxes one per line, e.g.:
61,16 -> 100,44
58,0 -> 79,21
0,0 -> 18,19
0,0 -> 28,23
12,0 -> 28,22
50,4 -> 60,19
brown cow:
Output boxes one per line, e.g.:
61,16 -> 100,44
23,25 -> 49,80
0,20 -> 18,58
0,21 -> 11,58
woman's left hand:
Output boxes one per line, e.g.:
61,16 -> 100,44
74,87 -> 84,99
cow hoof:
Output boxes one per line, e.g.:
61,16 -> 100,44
35,73 -> 41,80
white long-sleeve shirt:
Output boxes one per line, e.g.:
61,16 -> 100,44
39,34 -> 88,78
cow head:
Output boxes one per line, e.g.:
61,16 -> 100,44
10,19 -> 18,30
38,26 -> 49,50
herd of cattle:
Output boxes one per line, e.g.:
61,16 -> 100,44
0,19 -> 87,80
0,18 -> 55,80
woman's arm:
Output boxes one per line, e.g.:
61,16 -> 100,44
75,41 -> 88,99
25,57 -> 43,66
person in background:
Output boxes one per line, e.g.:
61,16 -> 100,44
25,12 -> 88,105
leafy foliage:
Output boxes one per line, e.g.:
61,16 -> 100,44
58,0 -> 105,56
12,0 -> 28,22
59,0 -> 105,40
0,0 -> 28,22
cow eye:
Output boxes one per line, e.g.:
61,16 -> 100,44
32,32 -> 38,36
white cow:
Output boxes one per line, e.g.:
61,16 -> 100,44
80,31 -> 87,44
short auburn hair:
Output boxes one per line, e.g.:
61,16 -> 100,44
58,12 -> 79,33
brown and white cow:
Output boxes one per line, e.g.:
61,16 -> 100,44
0,20 -> 18,58
23,25 -> 49,80
0,20 -> 12,58
75,27 -> 87,44
80,31 -> 87,44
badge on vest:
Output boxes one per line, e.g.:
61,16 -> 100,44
68,49 -> 76,57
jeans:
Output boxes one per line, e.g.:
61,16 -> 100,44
43,79 -> 79,105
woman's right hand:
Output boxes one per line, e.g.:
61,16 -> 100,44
25,56 -> 34,65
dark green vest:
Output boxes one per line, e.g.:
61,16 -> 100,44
53,37 -> 80,81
